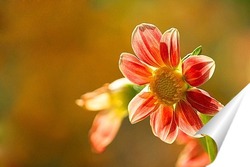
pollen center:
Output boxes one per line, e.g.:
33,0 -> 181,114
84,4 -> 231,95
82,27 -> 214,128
150,67 -> 187,106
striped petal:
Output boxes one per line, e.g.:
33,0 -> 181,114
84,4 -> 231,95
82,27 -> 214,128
160,28 -> 180,68
89,111 -> 122,153
182,55 -> 215,87
150,105 -> 178,143
175,100 -> 203,136
165,116 -> 179,143
186,88 -> 224,115
128,87 -> 159,124
132,23 -> 164,67
119,53 -> 152,85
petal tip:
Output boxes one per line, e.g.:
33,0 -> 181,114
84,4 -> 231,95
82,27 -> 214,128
129,116 -> 137,124
76,99 -> 84,107
136,23 -> 157,31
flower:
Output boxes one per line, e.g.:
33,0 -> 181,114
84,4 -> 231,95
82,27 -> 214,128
119,23 -> 223,143
176,131 -> 210,167
176,140 -> 210,167
76,78 -> 140,153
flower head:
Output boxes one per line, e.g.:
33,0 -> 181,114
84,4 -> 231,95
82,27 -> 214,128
119,23 -> 223,143
176,131 -> 210,167
76,78 -> 140,153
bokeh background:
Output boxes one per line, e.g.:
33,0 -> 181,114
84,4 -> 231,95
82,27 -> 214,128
0,1 -> 250,167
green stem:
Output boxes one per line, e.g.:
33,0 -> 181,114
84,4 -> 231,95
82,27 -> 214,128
205,135 -> 217,162
200,114 -> 218,162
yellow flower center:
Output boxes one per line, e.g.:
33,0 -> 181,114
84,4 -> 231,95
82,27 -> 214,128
150,67 -> 187,106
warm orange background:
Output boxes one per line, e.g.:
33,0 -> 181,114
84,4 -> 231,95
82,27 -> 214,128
0,1 -> 249,167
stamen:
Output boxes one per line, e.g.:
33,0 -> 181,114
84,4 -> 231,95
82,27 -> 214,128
150,67 -> 187,106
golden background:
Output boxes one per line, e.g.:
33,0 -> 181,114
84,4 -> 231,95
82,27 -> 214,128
0,1 -> 249,166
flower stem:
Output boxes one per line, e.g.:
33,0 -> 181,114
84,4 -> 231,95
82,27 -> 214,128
204,135 -> 217,162
200,114 -> 217,163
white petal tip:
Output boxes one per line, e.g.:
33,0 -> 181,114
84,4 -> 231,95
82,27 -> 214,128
76,99 -> 84,107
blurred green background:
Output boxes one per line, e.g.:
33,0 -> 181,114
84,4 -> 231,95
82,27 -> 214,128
0,1 -> 249,167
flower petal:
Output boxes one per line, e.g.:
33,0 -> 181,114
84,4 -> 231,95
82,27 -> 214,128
76,84 -> 110,111
176,130 -> 192,145
119,53 -> 152,85
128,87 -> 159,124
89,111 -> 122,153
182,55 -> 215,87
108,78 -> 132,91
150,105 -> 178,143
132,23 -> 164,67
176,140 -> 210,167
175,100 -> 203,136
186,88 -> 224,115
165,116 -> 179,143
160,28 -> 180,68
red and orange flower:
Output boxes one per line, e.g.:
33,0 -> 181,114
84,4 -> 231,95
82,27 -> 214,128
176,131 -> 210,167
76,78 -> 140,153
119,23 -> 223,143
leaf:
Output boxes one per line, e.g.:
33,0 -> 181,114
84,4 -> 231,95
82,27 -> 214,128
191,45 -> 202,55
182,45 -> 202,62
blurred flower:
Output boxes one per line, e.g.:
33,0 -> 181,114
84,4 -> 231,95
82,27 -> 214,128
76,78 -> 141,153
176,131 -> 210,167
119,23 -> 223,143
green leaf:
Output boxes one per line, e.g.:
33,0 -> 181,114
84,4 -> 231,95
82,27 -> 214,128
182,45 -> 202,62
191,45 -> 202,55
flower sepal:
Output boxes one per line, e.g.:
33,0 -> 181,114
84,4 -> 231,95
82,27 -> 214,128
182,45 -> 203,61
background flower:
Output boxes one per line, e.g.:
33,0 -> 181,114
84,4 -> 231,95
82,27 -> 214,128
176,139 -> 210,167
175,131 -> 212,167
76,78 -> 140,153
